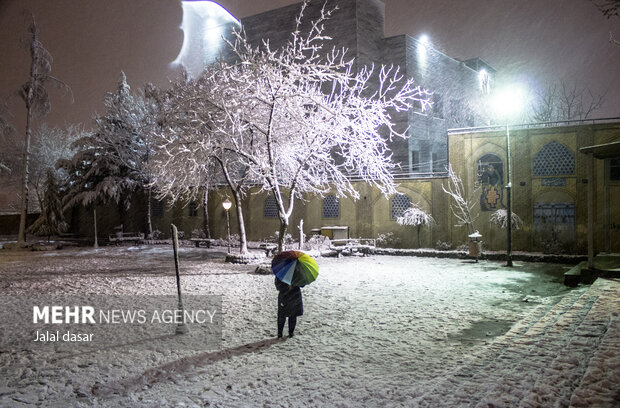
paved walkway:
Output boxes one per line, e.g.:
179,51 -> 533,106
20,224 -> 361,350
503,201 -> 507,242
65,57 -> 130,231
413,277 -> 620,407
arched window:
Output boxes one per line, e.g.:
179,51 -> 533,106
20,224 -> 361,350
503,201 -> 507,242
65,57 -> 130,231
533,142 -> 575,176
391,194 -> 410,219
477,154 -> 504,186
323,195 -> 339,218
264,195 -> 278,218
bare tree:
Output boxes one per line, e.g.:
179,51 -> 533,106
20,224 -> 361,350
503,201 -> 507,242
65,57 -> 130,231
137,82 -> 165,238
530,81 -> 606,122
150,70 -> 251,253
153,2 -> 430,254
396,203 -> 435,248
592,0 -> 620,16
16,13 -> 70,245
218,1 -> 430,252
590,0 -> 620,45
442,164 -> 478,234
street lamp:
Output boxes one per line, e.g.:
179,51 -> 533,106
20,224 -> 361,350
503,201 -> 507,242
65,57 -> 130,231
222,198 -> 232,253
492,87 -> 525,267
505,124 -> 514,267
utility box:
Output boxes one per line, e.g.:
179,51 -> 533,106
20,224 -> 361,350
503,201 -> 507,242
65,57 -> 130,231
320,226 -> 349,241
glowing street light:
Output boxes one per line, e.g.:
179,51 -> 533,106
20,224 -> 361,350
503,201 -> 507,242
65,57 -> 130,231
222,198 -> 232,253
492,86 -> 526,267
417,34 -> 430,68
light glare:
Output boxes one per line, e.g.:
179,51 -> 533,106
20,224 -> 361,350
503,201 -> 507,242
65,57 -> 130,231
492,86 -> 526,120
172,1 -> 241,78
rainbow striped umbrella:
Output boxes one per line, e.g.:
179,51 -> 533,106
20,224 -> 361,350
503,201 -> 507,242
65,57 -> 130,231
271,250 -> 319,286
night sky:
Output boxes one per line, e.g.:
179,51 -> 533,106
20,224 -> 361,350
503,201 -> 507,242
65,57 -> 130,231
1,0 -> 619,135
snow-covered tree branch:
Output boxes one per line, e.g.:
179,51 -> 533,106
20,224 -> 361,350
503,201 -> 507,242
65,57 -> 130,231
489,209 -> 523,230
219,1 -> 431,251
396,203 -> 435,247
152,1 -> 430,253
149,69 -> 253,254
14,13 -> 71,245
529,81 -> 606,122
58,73 -> 150,245
442,165 -> 478,234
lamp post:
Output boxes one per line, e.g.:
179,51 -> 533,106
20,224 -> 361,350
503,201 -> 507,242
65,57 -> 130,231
492,86 -> 525,267
222,198 -> 232,253
505,124 -> 513,267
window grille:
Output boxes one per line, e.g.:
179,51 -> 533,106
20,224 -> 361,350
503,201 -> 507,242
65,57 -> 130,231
534,203 -> 575,226
391,194 -> 410,219
533,142 -> 574,176
323,195 -> 339,218
264,195 -> 278,218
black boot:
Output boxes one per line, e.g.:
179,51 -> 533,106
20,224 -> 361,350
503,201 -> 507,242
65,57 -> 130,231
288,316 -> 297,338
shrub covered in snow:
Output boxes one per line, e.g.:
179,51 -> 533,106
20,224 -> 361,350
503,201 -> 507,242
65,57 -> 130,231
376,232 -> 401,248
435,240 -> 453,251
304,234 -> 331,251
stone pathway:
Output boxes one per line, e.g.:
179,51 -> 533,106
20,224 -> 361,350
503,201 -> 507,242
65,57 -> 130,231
412,278 -> 620,407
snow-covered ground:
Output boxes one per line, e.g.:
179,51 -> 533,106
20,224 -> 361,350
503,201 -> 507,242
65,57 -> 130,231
0,245 -> 615,407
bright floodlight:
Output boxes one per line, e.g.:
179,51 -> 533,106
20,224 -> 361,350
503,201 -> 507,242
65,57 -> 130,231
172,1 -> 241,78
222,198 -> 232,211
491,86 -> 526,121
417,34 -> 429,68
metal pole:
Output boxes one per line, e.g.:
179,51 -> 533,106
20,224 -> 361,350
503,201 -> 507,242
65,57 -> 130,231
506,125 -> 513,267
171,224 -> 188,334
225,209 -> 231,254
587,153 -> 594,269
93,207 -> 98,248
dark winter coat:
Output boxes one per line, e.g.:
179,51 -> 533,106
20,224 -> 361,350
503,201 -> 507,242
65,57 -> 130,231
275,277 -> 303,318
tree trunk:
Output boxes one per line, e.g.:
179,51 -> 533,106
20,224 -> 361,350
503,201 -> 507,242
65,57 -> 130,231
202,187 -> 211,239
17,107 -> 33,245
273,189 -> 295,254
231,189 -> 248,254
216,159 -> 247,254
417,225 -> 421,248
146,186 -> 153,239
277,216 -> 289,253
93,207 -> 99,248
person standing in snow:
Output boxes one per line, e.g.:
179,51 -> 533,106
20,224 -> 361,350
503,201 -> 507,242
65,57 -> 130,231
275,277 -> 303,338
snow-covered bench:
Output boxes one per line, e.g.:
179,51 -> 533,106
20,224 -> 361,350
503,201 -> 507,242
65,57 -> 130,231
330,238 -> 376,257
190,238 -> 213,248
259,243 -> 277,256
